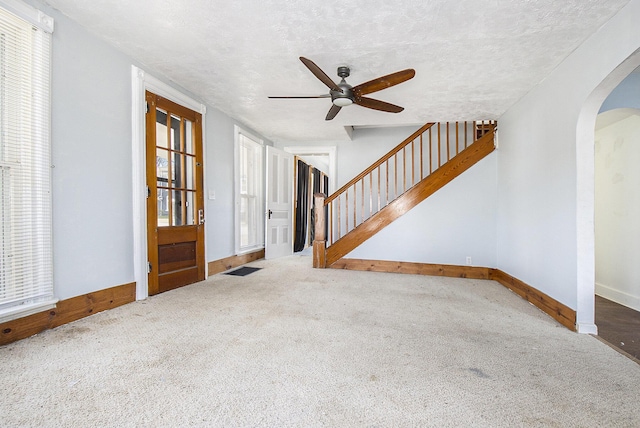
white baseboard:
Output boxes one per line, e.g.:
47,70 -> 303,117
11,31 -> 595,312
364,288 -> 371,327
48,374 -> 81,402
577,323 -> 598,335
595,282 -> 640,312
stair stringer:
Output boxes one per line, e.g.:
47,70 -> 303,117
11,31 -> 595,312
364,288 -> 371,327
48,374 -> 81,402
325,130 -> 496,267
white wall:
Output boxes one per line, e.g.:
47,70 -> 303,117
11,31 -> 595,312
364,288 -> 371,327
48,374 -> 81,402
333,126 -> 421,188
347,153 -> 497,267
496,0 -> 640,330
595,111 -> 640,311
297,155 -> 329,175
28,0 -> 271,299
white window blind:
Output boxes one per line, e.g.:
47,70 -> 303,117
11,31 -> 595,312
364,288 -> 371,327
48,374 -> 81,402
0,2 -> 55,322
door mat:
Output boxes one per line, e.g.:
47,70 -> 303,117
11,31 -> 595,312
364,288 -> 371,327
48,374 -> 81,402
225,266 -> 262,276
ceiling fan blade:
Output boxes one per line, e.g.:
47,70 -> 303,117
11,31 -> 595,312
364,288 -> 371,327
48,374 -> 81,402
300,57 -> 342,93
354,96 -> 404,113
268,94 -> 331,99
352,69 -> 416,97
325,104 -> 342,120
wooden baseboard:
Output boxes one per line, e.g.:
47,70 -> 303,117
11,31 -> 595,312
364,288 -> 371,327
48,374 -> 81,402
331,258 -> 491,279
208,249 -> 265,276
331,258 -> 576,331
0,282 -> 136,346
489,269 -> 576,331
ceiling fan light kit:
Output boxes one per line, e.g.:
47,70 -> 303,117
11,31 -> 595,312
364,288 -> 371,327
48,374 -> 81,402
269,57 -> 415,120
332,97 -> 353,107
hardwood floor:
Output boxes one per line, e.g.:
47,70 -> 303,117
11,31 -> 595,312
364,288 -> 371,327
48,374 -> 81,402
595,295 -> 640,361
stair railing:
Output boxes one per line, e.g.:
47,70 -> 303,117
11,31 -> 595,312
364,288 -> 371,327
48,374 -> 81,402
323,120 -> 496,248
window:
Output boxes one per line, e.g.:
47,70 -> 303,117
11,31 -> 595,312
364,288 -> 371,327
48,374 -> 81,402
234,126 -> 264,253
0,1 -> 54,322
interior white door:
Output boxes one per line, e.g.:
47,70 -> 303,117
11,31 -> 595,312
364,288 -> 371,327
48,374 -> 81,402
265,146 -> 293,259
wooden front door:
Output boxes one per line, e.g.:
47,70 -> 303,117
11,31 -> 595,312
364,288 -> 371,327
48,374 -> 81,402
145,91 -> 205,295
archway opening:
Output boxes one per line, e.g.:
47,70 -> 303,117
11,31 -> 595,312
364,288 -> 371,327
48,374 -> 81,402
576,50 -> 640,334
593,68 -> 640,358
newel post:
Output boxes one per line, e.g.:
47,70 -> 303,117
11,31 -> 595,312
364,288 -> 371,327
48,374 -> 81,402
312,193 -> 327,268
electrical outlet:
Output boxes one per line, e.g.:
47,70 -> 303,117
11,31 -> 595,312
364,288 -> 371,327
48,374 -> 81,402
466,256 -> 472,265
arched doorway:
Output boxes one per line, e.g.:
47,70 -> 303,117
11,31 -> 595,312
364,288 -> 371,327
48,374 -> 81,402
576,48 -> 640,334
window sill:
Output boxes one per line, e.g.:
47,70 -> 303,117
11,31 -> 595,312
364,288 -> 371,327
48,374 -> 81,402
0,299 -> 59,324
236,245 -> 265,256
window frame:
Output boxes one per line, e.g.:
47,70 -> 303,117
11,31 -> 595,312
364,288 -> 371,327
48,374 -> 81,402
234,125 -> 264,254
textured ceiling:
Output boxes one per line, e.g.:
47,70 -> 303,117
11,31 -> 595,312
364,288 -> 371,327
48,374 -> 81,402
43,0 -> 630,143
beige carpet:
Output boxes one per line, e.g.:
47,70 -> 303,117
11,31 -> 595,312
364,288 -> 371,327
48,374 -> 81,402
2,254 -> 639,427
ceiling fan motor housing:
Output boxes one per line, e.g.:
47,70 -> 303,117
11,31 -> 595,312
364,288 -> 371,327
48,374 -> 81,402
337,66 -> 350,78
331,77 -> 354,106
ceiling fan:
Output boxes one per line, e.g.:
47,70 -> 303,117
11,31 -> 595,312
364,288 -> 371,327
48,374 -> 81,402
269,57 -> 415,121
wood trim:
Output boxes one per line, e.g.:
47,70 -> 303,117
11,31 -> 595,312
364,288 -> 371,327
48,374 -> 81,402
331,259 -> 576,331
207,249 -> 265,276
313,241 -> 326,269
158,266 -> 199,294
0,282 -> 136,346
326,131 -> 496,266
489,269 -> 577,331
145,91 -> 160,296
331,258 -> 490,279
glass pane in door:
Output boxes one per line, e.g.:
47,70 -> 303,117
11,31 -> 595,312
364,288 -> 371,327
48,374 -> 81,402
156,109 -> 168,148
157,188 -> 169,226
185,119 -> 193,155
172,190 -> 183,226
186,155 -> 194,190
173,152 -> 183,189
157,148 -> 169,187
186,191 -> 194,225
170,115 -> 182,152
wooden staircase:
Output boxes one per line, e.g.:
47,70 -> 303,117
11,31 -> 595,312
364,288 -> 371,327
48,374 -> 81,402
313,121 -> 497,268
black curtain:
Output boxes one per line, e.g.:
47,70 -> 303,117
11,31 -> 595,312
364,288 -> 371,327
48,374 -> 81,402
294,160 -> 310,252
323,174 -> 329,240
310,168 -> 321,243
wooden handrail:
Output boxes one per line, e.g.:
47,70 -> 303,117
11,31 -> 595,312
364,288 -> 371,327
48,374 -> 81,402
325,122 -> 436,204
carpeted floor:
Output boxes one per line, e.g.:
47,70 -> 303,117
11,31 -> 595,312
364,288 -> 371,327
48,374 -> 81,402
2,254 -> 639,427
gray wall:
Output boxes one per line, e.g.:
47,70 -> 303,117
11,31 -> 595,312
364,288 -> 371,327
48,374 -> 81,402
30,0 -> 271,300
48,4 -> 135,300
600,69 -> 640,113
204,111 -> 272,261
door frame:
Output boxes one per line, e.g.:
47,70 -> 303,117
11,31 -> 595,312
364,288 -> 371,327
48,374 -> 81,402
131,65 -> 207,300
283,145 -> 336,193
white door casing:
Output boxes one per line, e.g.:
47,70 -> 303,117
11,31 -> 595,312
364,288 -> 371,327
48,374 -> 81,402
265,146 -> 293,259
